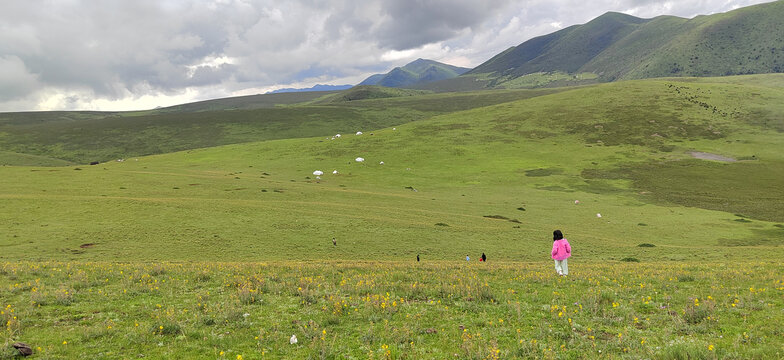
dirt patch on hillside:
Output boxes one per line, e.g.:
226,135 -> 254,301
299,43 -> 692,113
689,151 -> 736,162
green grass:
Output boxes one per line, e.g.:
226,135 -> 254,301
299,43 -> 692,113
2,261 -> 782,359
0,88 -> 563,165
492,72 -> 599,89
0,151 -> 73,167
2,76 -> 784,262
465,1 -> 784,87
2,75 -> 784,357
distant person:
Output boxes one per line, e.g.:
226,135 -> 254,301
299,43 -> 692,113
417,254 -> 420,262
481,253 -> 486,262
551,230 -> 571,276
466,255 -> 470,262
332,237 -> 337,246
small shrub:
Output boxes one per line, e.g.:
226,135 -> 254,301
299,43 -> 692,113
656,343 -> 712,360
195,271 -> 211,282
678,275 -> 695,282
237,287 -> 261,304
682,299 -> 715,325
30,288 -> 48,306
483,215 -> 509,220
150,264 -> 167,276
54,287 -> 76,306
638,243 -> 656,247
637,223 -> 648,226
153,322 -> 182,336
434,222 -> 450,227
620,257 -> 640,262
516,207 -> 526,211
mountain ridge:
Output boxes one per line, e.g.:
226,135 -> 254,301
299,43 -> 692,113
360,58 -> 471,87
461,1 -> 784,87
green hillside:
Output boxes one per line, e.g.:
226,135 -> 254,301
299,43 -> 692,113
0,88 -> 563,165
360,58 -> 470,88
155,91 -> 338,112
2,75 -> 784,359
313,86 -> 431,103
2,74 -> 783,263
464,1 -> 784,88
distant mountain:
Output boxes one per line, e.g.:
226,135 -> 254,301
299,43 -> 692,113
359,59 -> 470,88
464,1 -> 784,85
268,84 -> 353,94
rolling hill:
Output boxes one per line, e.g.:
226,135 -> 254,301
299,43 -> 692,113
0,87 -> 563,165
359,58 -> 471,87
449,1 -> 784,89
1,75 -> 784,359
267,84 -> 353,94
1,74 -> 783,263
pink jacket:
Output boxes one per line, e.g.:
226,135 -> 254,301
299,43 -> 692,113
551,239 -> 572,260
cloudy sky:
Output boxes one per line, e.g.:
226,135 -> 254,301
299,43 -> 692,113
0,0 -> 774,112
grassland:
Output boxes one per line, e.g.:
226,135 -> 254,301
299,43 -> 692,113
2,261 -> 782,359
466,1 -> 784,84
0,88 -> 563,165
1,74 -> 784,358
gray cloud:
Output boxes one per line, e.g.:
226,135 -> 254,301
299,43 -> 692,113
0,55 -> 40,101
0,0 -> 776,111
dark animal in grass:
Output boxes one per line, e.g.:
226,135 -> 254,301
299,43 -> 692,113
481,253 -> 486,262
90,161 -> 99,165
13,342 -> 33,356
332,237 -> 337,246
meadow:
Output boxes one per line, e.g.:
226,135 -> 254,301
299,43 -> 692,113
2,75 -> 784,358
2,261 -> 782,359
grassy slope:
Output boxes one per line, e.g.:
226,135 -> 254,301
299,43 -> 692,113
581,15 -> 690,80
1,75 -> 783,263
368,59 -> 470,88
1,261 -> 781,359
463,1 -> 784,88
512,12 -> 647,76
0,88 -> 560,165
624,1 -> 784,79
154,91 -> 339,112
2,75 -> 784,359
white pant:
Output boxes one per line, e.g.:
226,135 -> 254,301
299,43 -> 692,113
554,259 -> 568,275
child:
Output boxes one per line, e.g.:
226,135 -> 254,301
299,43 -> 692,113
551,230 -> 571,276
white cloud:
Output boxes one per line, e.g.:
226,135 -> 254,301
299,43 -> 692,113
0,0 -> 776,111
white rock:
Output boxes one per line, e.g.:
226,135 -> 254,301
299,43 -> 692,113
596,213 -> 602,218
290,334 -> 298,344
332,170 -> 338,174
335,134 -> 341,138
379,161 -> 384,165
313,170 -> 324,176
356,131 -> 363,135
355,157 -> 364,162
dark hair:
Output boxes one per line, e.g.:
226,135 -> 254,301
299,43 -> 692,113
553,230 -> 564,241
